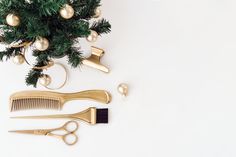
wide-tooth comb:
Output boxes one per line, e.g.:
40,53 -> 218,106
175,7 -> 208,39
10,90 -> 111,112
11,98 -> 60,111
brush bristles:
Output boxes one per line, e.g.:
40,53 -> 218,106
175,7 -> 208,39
10,98 -> 61,112
96,109 -> 108,123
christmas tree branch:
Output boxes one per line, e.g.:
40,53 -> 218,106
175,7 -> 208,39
0,0 -> 111,87
73,0 -> 101,19
25,68 -> 42,87
0,47 -> 20,61
90,18 -> 111,35
66,48 -> 84,68
25,59 -> 50,87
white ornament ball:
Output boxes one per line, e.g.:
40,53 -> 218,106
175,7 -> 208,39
86,30 -> 98,42
39,74 -> 52,87
59,4 -> 75,19
35,37 -> 49,51
6,14 -> 20,27
12,54 -> 25,65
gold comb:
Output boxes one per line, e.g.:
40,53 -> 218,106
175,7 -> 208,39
10,90 -> 111,112
82,46 -> 110,73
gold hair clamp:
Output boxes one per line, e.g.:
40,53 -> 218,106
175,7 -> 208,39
82,46 -> 110,73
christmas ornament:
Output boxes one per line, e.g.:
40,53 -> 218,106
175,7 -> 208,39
34,62 -> 68,90
117,83 -> 129,96
94,8 -> 102,18
34,37 -> 49,51
86,30 -> 98,42
12,54 -> 25,65
59,4 -> 75,19
6,14 -> 20,27
39,74 -> 52,87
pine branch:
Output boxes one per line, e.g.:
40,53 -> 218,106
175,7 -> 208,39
0,47 -> 19,61
67,48 -> 84,68
90,19 -> 111,35
0,0 -> 111,87
36,0 -> 66,16
25,69 -> 42,87
25,60 -> 48,87
73,0 -> 101,19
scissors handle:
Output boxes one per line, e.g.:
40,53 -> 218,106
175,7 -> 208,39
59,121 -> 79,145
62,121 -> 79,132
62,133 -> 78,145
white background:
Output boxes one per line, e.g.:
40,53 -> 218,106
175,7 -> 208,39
1,0 -> 236,157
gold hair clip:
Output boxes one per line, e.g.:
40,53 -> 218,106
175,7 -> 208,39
82,46 -> 110,73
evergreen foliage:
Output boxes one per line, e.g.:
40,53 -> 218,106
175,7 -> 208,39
0,0 -> 111,87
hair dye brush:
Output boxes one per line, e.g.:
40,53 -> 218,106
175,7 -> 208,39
11,107 -> 109,124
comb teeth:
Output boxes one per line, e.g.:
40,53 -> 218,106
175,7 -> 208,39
10,97 -> 61,112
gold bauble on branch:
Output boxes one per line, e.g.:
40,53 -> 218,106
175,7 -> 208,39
6,14 -> 20,27
86,30 -> 98,42
39,74 -> 52,87
93,8 -> 102,18
59,4 -> 75,19
12,54 -> 25,65
34,37 -> 49,51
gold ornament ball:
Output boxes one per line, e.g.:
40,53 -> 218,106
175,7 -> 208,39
86,30 -> 98,42
35,37 -> 49,51
94,8 -> 102,18
39,74 -> 52,87
12,54 -> 25,65
117,83 -> 129,96
60,4 -> 75,19
6,14 -> 20,27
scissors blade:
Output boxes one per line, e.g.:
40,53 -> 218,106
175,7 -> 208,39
9,129 -> 48,135
9,130 -> 36,135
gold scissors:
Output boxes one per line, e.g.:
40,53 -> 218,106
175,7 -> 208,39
9,121 -> 79,146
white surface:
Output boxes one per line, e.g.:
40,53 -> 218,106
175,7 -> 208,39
1,0 -> 236,157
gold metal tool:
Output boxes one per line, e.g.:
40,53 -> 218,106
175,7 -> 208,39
10,90 -> 111,111
9,121 -> 79,146
82,46 -> 110,73
11,107 -> 109,125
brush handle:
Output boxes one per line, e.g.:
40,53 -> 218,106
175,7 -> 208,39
62,90 -> 111,104
11,107 -> 96,125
